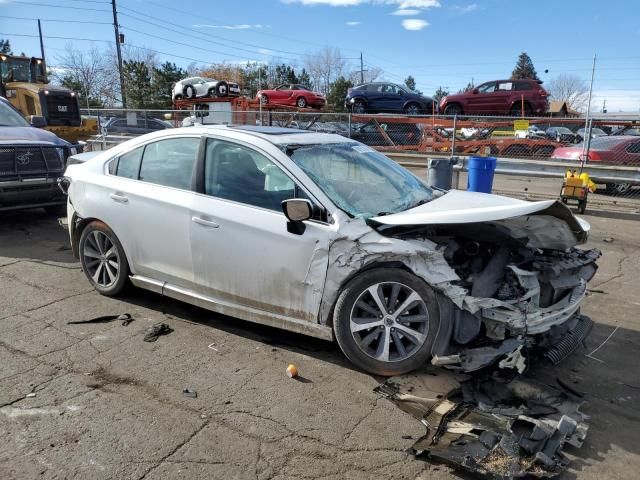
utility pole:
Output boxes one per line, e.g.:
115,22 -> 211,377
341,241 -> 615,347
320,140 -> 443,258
111,0 -> 126,107
37,19 -> 47,83
602,99 -> 607,114
360,52 -> 364,84
580,54 -> 597,173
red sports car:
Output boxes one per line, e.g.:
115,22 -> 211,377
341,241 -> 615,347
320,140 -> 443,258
257,84 -> 326,109
552,136 -> 640,164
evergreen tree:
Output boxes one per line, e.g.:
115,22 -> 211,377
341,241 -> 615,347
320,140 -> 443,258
297,68 -> 312,89
404,75 -> 416,91
326,76 -> 353,111
433,86 -> 449,104
0,39 -> 11,54
511,52 -> 539,80
151,62 -> 185,107
122,60 -> 152,109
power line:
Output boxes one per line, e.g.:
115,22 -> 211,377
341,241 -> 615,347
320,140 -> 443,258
118,12 -> 298,62
0,31 -> 112,43
0,15 -> 113,25
11,1 -> 111,12
118,5 -> 304,58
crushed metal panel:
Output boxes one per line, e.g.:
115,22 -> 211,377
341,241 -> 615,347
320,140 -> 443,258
375,371 -> 588,479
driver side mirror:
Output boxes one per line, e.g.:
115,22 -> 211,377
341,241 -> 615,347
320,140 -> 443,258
28,115 -> 47,128
282,198 -> 312,235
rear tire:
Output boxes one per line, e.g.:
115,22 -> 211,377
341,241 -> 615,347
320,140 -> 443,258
510,103 -> 533,116
79,221 -> 129,296
605,183 -> 631,195
333,268 -> 440,376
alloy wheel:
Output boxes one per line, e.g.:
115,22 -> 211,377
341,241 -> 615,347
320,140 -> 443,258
82,230 -> 120,288
349,282 -> 430,363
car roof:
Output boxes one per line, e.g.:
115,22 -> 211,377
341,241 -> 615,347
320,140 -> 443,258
148,124 -> 353,146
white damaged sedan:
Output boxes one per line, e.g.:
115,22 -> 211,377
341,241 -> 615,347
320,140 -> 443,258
60,126 -> 600,375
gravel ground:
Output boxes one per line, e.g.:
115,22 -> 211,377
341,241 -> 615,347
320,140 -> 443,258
1,206 -> 639,480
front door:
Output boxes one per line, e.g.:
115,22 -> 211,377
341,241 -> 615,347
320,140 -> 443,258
466,81 -> 497,114
189,137 -> 332,322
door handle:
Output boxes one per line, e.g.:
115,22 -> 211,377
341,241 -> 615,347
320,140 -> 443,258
109,193 -> 128,203
192,216 -> 219,228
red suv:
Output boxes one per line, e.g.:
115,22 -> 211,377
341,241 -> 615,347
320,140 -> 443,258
439,79 -> 549,116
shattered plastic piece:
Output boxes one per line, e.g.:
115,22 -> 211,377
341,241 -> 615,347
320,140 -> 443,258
498,346 -> 527,374
375,371 -> 589,479
26,393 -> 36,398
182,388 -> 197,398
67,313 -> 133,326
431,338 -> 524,372
143,323 -> 173,342
603,237 -> 614,243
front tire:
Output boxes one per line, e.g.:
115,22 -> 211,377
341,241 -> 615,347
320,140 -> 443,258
351,100 -> 366,114
333,268 -> 440,376
79,221 -> 129,296
296,96 -> 307,108
183,85 -> 196,99
404,103 -> 422,115
215,81 -> 229,97
444,103 -> 462,116
260,94 -> 269,105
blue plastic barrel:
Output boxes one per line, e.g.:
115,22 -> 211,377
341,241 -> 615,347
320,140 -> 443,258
467,156 -> 497,193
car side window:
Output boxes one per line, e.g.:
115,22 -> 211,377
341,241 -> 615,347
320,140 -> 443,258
497,82 -> 513,91
138,137 -> 199,190
115,146 -> 143,179
478,82 -> 497,93
204,138 -> 307,211
514,82 -> 532,91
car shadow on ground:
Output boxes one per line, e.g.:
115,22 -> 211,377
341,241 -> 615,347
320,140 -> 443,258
0,209 -> 76,265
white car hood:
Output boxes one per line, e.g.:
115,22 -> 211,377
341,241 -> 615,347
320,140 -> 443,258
371,190 -> 590,248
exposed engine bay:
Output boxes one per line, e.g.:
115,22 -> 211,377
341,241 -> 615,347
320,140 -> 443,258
378,213 -> 602,373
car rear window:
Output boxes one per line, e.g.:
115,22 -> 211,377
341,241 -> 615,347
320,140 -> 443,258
115,146 -> 143,179
138,137 -> 199,189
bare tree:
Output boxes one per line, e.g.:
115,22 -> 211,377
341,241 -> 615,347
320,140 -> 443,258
546,74 -> 589,113
348,65 -> 382,85
303,47 -> 346,95
53,44 -> 119,106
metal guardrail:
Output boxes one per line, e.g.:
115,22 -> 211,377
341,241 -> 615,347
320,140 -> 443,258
385,152 -> 640,185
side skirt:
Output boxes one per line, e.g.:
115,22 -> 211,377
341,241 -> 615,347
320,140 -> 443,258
130,275 -> 335,342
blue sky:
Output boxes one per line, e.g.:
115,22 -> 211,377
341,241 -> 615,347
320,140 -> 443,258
1,0 -> 639,111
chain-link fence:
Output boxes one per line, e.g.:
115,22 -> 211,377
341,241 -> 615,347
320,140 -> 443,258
78,108 -> 640,208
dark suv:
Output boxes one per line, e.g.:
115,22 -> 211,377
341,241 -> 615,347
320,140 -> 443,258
345,82 -> 436,115
0,97 -> 77,214
439,79 -> 549,116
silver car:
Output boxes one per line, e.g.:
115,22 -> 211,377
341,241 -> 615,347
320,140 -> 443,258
61,126 -> 600,376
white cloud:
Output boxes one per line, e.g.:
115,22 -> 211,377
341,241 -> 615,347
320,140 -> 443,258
280,0 -> 365,5
453,3 -> 479,14
346,21 -> 362,25
401,18 -> 429,30
193,24 -> 265,30
390,8 -> 421,15
281,0 -> 440,7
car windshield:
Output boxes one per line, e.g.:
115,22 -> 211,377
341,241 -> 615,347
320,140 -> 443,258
0,100 -> 29,127
287,142 -> 434,219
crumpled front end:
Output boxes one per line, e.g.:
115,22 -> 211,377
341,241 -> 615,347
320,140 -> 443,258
419,217 -> 601,373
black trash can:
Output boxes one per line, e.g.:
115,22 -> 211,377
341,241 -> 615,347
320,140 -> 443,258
427,157 -> 457,190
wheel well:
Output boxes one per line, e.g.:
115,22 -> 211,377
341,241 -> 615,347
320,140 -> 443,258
510,100 -> 532,111
403,101 -> 420,110
324,261 -> 414,328
73,216 -> 134,273
444,102 -> 462,113
351,96 -> 367,104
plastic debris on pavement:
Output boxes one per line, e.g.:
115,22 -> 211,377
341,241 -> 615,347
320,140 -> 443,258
143,323 -> 173,342
375,368 -> 588,479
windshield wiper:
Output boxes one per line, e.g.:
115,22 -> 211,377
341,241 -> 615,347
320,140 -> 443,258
405,198 -> 432,210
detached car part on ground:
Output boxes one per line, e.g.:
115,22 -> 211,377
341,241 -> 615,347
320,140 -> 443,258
0,96 -> 79,214
60,125 -> 599,376
376,369 -> 589,479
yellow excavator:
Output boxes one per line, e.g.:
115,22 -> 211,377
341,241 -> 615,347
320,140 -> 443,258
0,54 -> 97,142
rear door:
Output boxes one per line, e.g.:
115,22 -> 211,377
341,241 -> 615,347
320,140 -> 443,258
367,84 -> 387,112
385,85 -> 406,112
494,81 -> 514,114
97,136 -> 201,289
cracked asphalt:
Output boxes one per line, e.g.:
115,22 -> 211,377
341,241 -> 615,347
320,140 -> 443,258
1,208 -> 639,480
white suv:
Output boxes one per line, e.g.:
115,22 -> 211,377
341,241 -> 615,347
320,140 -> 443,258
172,77 -> 241,100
